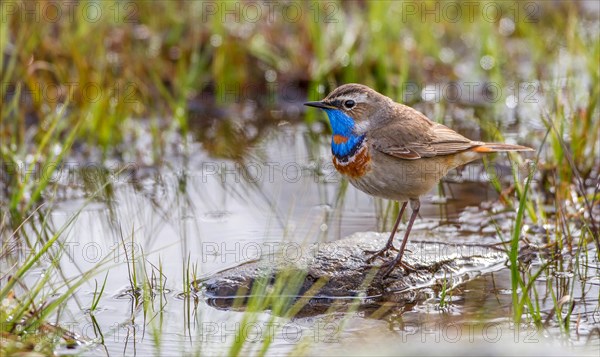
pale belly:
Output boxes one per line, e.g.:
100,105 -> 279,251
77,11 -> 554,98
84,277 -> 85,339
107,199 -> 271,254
340,145 -> 483,202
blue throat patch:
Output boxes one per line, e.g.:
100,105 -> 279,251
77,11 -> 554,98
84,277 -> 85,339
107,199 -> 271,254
324,109 -> 365,161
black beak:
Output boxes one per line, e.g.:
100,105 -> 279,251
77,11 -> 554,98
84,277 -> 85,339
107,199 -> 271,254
303,101 -> 335,109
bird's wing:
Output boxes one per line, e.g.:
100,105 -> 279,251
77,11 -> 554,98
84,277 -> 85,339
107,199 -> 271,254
428,124 -> 484,155
370,105 -> 482,160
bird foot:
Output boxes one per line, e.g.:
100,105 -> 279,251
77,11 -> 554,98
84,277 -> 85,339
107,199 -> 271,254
379,258 -> 417,278
365,245 -> 399,264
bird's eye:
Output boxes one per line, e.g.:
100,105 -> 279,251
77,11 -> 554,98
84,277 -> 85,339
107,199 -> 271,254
344,100 -> 356,109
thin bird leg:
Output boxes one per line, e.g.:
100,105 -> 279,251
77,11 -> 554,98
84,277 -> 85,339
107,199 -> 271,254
382,199 -> 420,277
366,201 -> 407,263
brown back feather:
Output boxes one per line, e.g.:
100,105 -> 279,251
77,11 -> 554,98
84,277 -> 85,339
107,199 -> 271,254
369,103 -> 482,160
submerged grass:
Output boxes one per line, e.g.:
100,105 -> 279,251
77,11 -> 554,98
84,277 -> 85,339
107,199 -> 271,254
1,0 -> 599,355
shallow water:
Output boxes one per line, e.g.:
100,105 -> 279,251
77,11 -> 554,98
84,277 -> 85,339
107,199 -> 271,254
7,116 -> 597,356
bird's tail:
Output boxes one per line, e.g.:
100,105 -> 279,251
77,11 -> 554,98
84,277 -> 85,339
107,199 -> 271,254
472,143 -> 533,153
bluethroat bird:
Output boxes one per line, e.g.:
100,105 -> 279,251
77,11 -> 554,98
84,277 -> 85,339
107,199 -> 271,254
304,84 -> 533,277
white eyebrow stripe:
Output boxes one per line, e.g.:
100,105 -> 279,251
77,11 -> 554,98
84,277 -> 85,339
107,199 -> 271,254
336,93 -> 368,103
355,93 -> 368,102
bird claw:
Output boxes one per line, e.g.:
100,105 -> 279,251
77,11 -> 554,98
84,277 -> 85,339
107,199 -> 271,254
380,259 -> 417,278
365,245 -> 399,263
